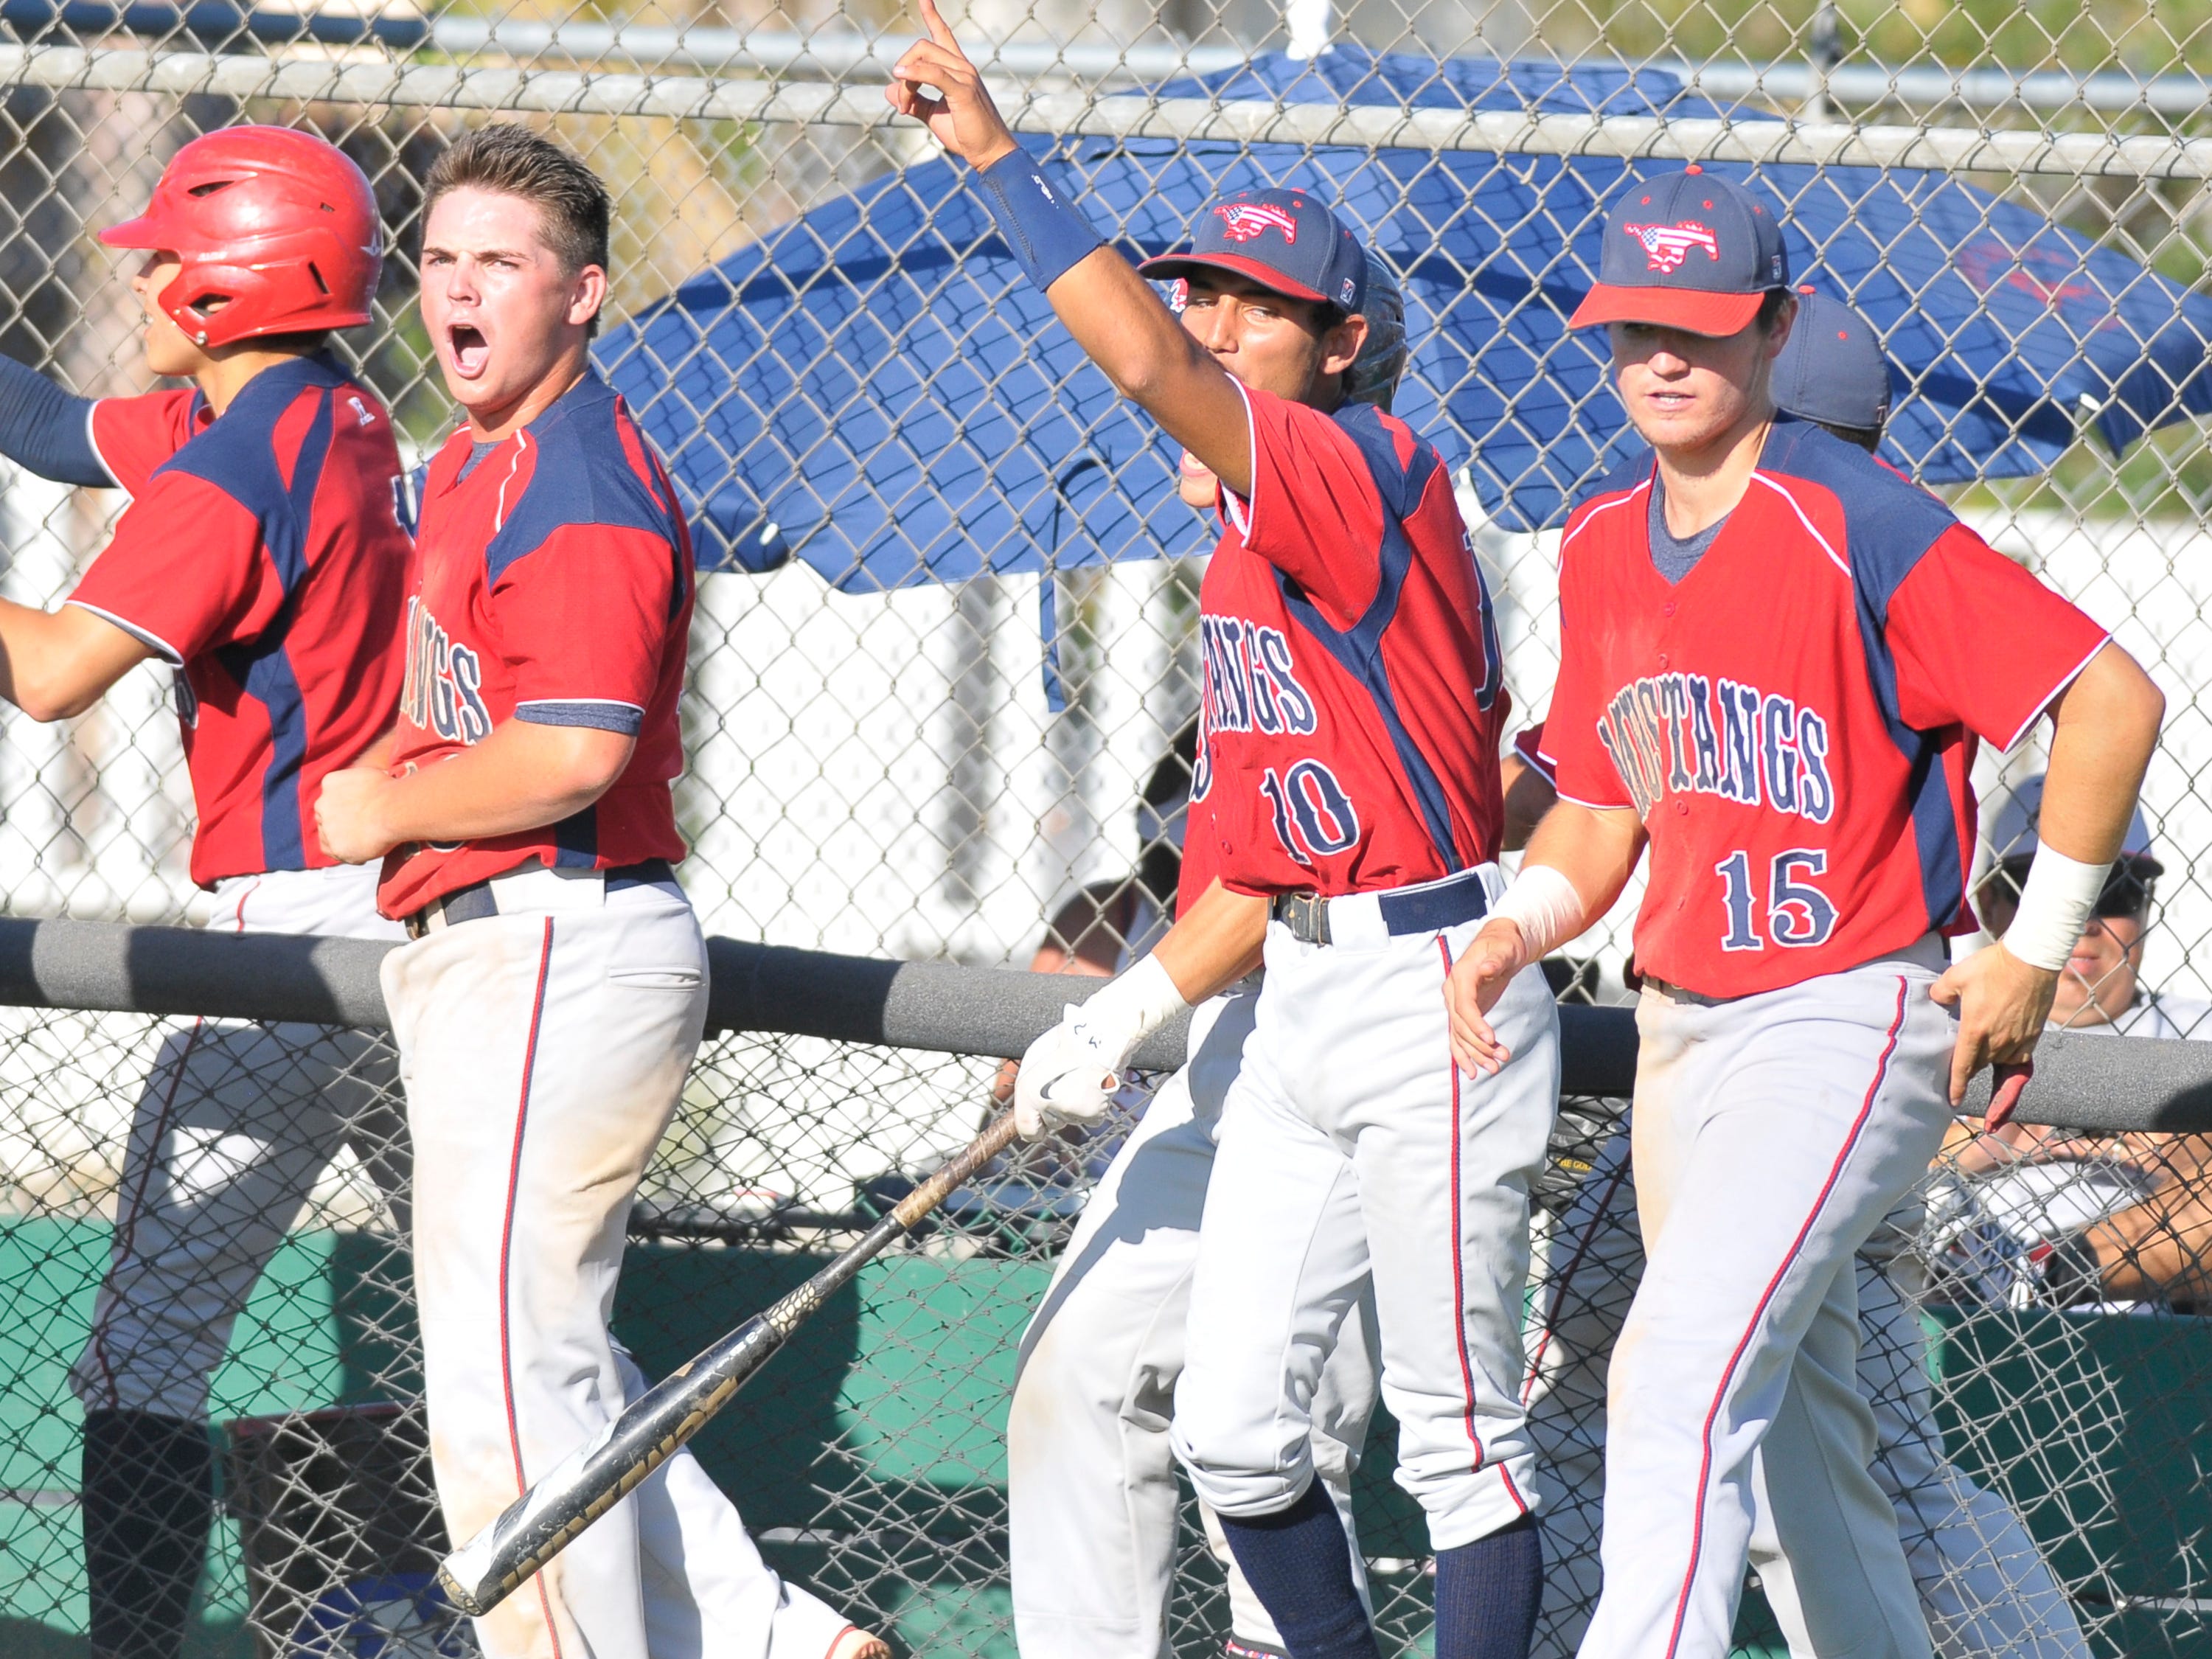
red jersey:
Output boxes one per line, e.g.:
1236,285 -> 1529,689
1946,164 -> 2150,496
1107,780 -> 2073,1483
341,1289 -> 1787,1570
1175,785 -> 1221,915
378,374 -> 695,918
1196,386 -> 1509,898
68,358 -> 410,885
1542,422 -> 2110,998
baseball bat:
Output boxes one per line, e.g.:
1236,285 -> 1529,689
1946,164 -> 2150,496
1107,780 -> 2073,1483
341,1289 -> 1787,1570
436,1107 -> 1023,1617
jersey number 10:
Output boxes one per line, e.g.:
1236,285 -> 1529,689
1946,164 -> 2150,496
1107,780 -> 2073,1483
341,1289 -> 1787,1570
1261,760 -> 1362,866
1716,849 -> 1838,952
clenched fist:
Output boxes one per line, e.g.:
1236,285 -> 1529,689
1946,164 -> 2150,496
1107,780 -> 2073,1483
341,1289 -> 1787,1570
315,765 -> 400,865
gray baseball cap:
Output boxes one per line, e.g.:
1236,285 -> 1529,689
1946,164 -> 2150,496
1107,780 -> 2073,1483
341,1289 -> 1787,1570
1773,288 -> 1893,434
1985,773 -> 2160,873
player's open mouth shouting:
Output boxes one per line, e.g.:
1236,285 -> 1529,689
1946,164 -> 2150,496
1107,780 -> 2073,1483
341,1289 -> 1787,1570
445,321 -> 490,379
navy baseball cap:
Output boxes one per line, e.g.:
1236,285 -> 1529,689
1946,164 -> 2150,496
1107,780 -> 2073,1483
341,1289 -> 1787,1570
1569,166 -> 1789,336
1140,187 -> 1368,314
1773,288 -> 1893,432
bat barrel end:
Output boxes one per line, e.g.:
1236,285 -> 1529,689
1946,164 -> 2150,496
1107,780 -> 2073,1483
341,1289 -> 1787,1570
436,1560 -> 497,1618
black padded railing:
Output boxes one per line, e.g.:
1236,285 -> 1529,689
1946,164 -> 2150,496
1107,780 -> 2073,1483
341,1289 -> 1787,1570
0,915 -> 2201,1130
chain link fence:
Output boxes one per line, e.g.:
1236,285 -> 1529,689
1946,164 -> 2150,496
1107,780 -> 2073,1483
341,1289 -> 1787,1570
0,0 -> 2208,1654
0,937 -> 2209,1658
0,0 -> 2205,990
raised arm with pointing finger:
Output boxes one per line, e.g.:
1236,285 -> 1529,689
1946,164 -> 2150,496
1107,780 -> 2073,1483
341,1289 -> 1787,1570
886,0 -> 1363,499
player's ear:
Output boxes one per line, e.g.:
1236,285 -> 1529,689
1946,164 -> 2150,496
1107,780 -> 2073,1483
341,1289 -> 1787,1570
1320,310 -> 1368,379
1761,291 -> 1798,360
567,262 -> 609,333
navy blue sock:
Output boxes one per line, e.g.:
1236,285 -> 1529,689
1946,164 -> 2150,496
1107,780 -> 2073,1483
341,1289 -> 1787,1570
82,1408 -> 214,1659
1214,1481 -> 1380,1659
1433,1512 -> 1543,1659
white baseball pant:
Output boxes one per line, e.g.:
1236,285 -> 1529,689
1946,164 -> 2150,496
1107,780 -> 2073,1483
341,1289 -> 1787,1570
69,862 -> 405,1420
1009,991 -> 1382,1659
1761,1205 -> 2090,1659
1577,942 -> 1957,1659
1525,1121 -> 2087,1659
384,872 -> 854,1659
1173,879 -> 1559,1554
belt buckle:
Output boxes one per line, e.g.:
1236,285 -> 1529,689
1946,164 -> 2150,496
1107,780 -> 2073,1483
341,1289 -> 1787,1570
1284,891 -> 1332,946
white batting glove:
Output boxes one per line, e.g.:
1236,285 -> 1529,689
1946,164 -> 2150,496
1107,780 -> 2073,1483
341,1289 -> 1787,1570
1012,954 -> 1188,1138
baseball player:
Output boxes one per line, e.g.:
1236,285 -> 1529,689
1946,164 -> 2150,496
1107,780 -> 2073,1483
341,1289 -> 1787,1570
0,128 -> 409,1659
1007,761 -> 1386,1659
311,125 -> 883,1659
889,13 -> 1561,1658
1007,310 -> 1408,1659
1012,695 -> 1581,1659
1517,292 -> 2092,1659
1447,167 -> 2164,1659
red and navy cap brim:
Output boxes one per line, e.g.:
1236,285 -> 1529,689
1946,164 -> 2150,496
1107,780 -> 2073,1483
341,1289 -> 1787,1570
1568,282 -> 1768,336
1138,250 -> 1334,307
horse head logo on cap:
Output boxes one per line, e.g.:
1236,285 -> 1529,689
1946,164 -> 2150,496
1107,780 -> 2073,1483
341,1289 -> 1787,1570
1214,201 -> 1301,244
1623,220 -> 1721,274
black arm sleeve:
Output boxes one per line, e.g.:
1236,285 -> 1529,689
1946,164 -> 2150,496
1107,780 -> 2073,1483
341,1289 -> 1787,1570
0,352 -> 114,487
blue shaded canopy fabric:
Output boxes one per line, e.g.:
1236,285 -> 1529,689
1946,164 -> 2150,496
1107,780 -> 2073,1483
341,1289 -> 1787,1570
597,47 -> 2212,591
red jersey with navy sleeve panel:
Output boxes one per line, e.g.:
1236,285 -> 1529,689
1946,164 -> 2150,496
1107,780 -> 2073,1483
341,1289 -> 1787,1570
1195,384 -> 1509,898
66,358 -> 411,886
376,373 -> 694,919
87,387 -> 207,495
1540,420 -> 2110,998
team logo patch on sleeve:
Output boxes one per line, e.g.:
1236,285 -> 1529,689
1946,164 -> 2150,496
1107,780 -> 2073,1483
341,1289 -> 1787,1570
1214,202 -> 1300,244
1622,220 -> 1722,272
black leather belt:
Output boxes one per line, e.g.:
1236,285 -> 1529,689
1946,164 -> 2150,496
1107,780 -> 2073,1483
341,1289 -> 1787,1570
1269,867 -> 1491,946
404,859 -> 678,940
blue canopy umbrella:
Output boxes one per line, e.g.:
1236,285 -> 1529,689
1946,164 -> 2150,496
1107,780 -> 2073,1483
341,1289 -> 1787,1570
598,46 -> 2212,594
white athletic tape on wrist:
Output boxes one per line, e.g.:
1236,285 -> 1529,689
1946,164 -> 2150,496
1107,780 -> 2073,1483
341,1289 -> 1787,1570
1014,955 -> 1191,1137
2002,843 -> 2112,973
1489,864 -> 1585,963
1075,952 -> 1189,1069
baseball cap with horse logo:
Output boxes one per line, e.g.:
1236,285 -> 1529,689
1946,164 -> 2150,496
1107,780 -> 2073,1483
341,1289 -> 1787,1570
1140,186 -> 1369,315
1569,166 -> 1790,337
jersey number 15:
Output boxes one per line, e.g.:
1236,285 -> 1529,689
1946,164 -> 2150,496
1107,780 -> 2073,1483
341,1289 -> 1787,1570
1716,849 -> 1837,952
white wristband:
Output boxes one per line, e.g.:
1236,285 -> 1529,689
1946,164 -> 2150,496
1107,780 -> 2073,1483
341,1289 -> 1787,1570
1490,864 -> 1586,962
1071,953 -> 1189,1067
2001,844 -> 2112,973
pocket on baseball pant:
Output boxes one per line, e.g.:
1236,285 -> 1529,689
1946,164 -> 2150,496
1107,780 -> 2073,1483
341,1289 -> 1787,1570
607,967 -> 705,990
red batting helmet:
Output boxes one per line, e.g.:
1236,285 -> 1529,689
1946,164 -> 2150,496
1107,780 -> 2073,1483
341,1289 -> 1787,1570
100,126 -> 383,349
